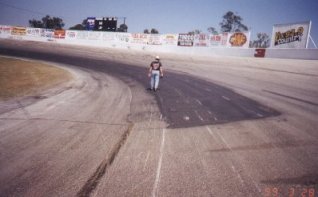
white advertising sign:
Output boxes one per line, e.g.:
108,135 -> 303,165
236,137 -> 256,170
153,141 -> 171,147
271,21 -> 311,48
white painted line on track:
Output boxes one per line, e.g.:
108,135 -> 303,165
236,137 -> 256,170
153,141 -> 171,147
194,110 -> 204,121
256,113 -> 264,117
152,129 -> 166,197
195,99 -> 203,106
222,96 -> 231,101
206,126 -> 261,193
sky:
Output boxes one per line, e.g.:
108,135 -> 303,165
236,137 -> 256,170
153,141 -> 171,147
0,0 -> 318,47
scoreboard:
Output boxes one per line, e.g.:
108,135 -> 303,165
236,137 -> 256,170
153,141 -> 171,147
86,17 -> 117,32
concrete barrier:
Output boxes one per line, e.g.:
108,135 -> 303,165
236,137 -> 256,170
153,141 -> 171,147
1,25 -> 317,60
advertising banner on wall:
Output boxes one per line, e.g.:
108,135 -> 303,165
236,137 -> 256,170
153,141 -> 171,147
76,31 -> 88,39
147,34 -> 162,45
208,33 -> 228,47
115,33 -> 130,42
178,34 -> 194,46
226,32 -> 250,48
193,34 -> 209,47
11,27 -> 27,36
86,17 -> 96,31
88,31 -> 102,40
26,28 -> 42,37
102,32 -> 115,41
65,30 -> 77,39
0,25 -> 12,36
161,34 -> 178,45
270,21 -> 311,48
130,33 -> 148,44
54,30 -> 66,39
41,29 -> 54,38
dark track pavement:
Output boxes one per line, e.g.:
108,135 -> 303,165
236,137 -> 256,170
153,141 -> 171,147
0,44 -> 279,129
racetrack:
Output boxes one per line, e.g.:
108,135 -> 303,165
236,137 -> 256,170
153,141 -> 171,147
0,39 -> 317,196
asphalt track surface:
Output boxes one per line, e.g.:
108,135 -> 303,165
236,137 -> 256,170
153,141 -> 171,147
0,40 -> 317,197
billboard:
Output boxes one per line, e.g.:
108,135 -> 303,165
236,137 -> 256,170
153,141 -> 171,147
11,27 -> 27,36
178,34 -> 194,46
271,21 -> 311,48
208,33 -> 228,47
161,34 -> 178,45
26,28 -> 42,37
115,33 -> 130,42
226,32 -> 250,48
66,30 -> 77,39
0,25 -> 11,35
130,33 -> 148,44
194,34 -> 208,47
86,17 -> 95,31
54,30 -> 66,39
147,34 -> 162,45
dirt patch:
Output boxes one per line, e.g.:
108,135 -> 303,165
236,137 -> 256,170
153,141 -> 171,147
0,57 -> 72,100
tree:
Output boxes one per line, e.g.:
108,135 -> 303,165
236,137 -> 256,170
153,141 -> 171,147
144,29 -> 150,34
29,19 -> 44,28
69,19 -> 89,30
219,11 -> 248,33
29,15 -> 64,29
69,24 -> 85,30
250,33 -> 270,48
207,27 -> 218,35
144,28 -> 159,34
150,28 -> 159,34
188,29 -> 201,35
117,24 -> 128,32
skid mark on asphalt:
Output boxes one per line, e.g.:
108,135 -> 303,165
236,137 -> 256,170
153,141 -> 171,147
76,123 -> 134,197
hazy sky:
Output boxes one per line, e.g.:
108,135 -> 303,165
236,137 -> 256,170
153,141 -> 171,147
0,0 -> 317,44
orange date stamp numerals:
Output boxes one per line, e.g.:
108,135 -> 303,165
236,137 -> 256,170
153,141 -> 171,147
264,187 -> 316,197
301,188 -> 316,197
264,187 -> 279,197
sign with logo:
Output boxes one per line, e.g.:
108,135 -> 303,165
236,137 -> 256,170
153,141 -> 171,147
147,34 -> 162,45
130,33 -> 148,44
66,30 -> 77,39
0,25 -> 12,35
208,33 -> 228,47
115,33 -> 130,42
86,17 -> 96,31
26,28 -> 42,37
54,30 -> 66,39
161,34 -> 178,45
271,21 -> 311,48
11,27 -> 27,36
178,34 -> 194,46
194,34 -> 208,47
226,32 -> 250,48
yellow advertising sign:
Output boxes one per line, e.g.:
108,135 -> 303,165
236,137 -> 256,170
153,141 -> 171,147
11,27 -> 27,36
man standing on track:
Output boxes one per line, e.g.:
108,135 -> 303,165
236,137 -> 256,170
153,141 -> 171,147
148,56 -> 164,91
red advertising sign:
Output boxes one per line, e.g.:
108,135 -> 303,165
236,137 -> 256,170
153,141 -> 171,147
194,34 -> 208,47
